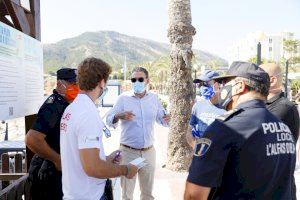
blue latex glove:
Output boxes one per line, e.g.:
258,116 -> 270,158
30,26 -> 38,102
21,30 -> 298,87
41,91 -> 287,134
191,124 -> 204,138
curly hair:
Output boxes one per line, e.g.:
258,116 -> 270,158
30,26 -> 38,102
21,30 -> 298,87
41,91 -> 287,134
77,57 -> 112,90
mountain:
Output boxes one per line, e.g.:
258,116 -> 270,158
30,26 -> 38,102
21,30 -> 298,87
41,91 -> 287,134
43,31 -> 227,74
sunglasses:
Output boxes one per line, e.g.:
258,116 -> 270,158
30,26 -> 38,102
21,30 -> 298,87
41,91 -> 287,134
193,82 -> 212,88
131,77 -> 144,83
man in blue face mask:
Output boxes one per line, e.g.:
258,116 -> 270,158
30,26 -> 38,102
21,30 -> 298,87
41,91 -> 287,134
186,70 -> 226,148
106,67 -> 169,200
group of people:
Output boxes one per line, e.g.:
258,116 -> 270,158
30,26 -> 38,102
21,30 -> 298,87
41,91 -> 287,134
25,57 -> 299,200
184,62 -> 299,200
26,57 -> 169,200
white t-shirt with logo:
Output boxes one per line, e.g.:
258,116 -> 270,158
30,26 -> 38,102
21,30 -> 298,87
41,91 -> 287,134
60,94 -> 106,200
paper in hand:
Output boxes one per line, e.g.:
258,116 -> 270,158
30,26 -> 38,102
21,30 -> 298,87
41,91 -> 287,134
129,157 -> 147,169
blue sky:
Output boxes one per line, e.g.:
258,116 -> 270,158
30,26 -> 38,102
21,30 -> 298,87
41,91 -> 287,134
41,0 -> 300,60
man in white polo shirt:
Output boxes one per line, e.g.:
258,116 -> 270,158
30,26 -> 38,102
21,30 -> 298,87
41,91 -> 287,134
60,57 -> 138,200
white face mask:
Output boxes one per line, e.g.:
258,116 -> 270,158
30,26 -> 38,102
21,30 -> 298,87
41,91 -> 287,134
133,82 -> 146,94
99,87 -> 108,102
94,87 -> 108,107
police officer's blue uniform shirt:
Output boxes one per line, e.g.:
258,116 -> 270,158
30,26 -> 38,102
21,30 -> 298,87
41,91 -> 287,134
187,99 -> 296,200
190,98 -> 226,138
31,90 -> 69,153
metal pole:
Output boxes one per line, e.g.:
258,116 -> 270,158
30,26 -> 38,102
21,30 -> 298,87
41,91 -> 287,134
285,59 -> 289,98
124,56 -> 127,81
257,42 -> 262,65
4,122 -> 8,141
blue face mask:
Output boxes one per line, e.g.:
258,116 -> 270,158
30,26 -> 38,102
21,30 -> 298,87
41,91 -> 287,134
133,82 -> 146,94
99,87 -> 108,102
200,85 -> 215,100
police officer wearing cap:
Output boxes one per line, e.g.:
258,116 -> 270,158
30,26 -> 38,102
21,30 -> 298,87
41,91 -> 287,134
184,61 -> 296,200
26,68 -> 79,200
186,70 -> 226,148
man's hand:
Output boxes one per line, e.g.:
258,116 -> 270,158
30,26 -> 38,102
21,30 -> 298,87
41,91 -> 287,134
107,150 -> 122,164
184,181 -> 211,200
115,111 -> 135,121
53,157 -> 62,171
163,114 -> 170,123
186,125 -> 196,148
126,164 -> 138,179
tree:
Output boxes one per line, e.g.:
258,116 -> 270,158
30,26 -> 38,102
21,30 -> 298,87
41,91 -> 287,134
141,57 -> 171,94
291,80 -> 300,91
282,39 -> 300,89
248,57 -> 269,65
283,39 -> 300,66
283,39 -> 299,57
166,0 -> 196,171
206,60 -> 221,71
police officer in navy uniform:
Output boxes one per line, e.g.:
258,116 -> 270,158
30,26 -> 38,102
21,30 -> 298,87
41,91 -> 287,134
184,61 -> 296,200
26,68 -> 79,200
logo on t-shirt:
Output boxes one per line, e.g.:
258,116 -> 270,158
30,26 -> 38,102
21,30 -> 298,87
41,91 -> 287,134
60,122 -> 68,132
194,138 -> 212,157
84,136 -> 100,143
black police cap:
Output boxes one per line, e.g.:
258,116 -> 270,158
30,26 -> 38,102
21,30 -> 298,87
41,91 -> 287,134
57,68 -> 77,83
213,61 -> 270,85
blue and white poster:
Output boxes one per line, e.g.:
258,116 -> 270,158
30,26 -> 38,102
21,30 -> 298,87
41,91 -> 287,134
0,21 -> 44,120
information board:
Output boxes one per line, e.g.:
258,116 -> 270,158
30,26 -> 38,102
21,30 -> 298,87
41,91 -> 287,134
102,84 -> 121,107
0,21 -> 44,120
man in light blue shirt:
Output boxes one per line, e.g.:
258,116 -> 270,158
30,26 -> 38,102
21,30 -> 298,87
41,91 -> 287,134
106,67 -> 169,200
186,70 -> 226,147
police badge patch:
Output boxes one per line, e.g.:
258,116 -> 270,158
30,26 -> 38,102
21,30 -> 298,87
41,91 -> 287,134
194,138 -> 212,157
46,96 -> 54,104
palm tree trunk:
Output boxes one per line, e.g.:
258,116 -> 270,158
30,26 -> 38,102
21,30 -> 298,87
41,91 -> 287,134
166,0 -> 196,171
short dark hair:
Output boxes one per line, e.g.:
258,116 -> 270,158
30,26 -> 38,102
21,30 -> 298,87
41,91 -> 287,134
235,77 -> 270,97
77,57 -> 112,91
132,67 -> 149,78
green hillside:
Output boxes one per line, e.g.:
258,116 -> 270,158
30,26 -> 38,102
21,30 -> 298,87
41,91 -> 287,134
43,31 -> 227,74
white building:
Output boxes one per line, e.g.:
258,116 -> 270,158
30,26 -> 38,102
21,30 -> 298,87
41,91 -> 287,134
228,31 -> 297,65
